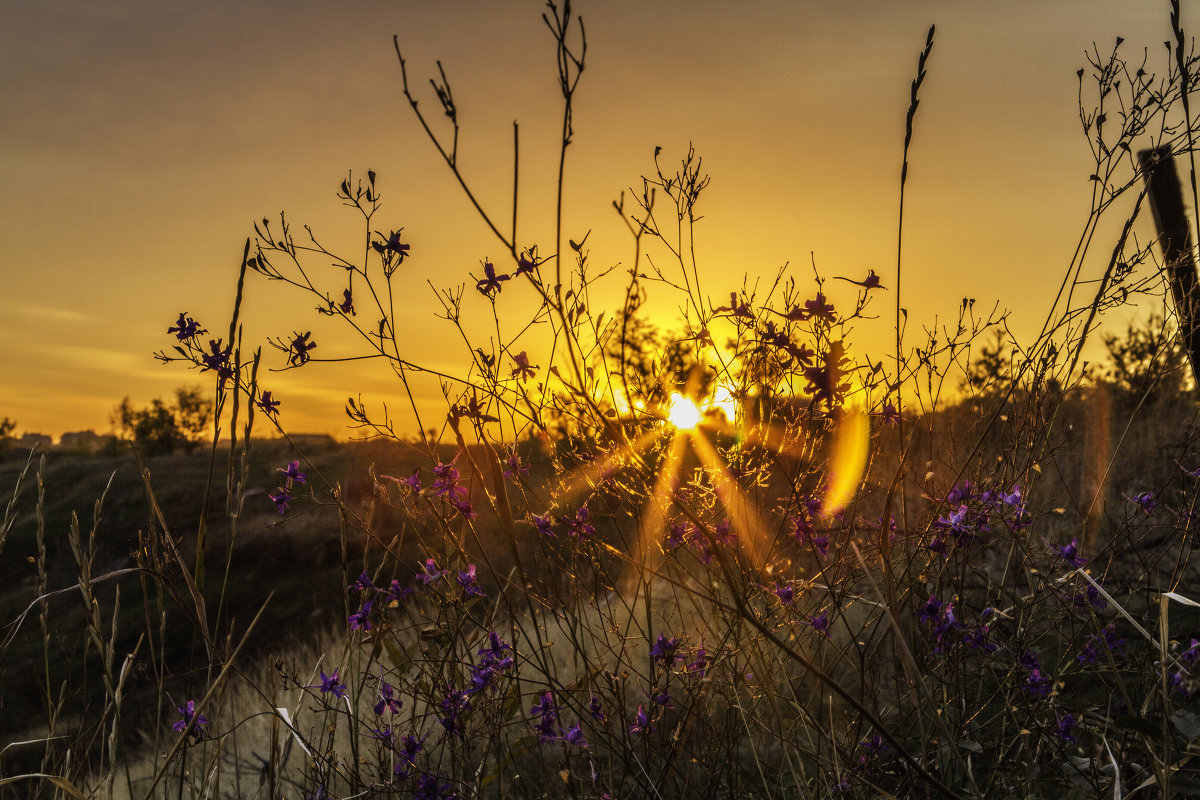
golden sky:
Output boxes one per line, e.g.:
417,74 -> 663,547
0,0 -> 1185,440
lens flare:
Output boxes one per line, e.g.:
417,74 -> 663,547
822,409 -> 870,515
667,393 -> 701,430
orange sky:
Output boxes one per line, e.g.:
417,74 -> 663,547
0,1 -> 1187,440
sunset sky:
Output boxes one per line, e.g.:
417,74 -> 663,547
1,0 -> 1188,440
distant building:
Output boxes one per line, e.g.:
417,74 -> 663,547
18,432 -> 52,449
59,430 -> 114,453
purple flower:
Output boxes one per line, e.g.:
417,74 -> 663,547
348,570 -> 374,593
412,773 -> 454,800
172,699 -> 207,738
502,447 -> 529,479
566,504 -> 595,539
348,600 -> 373,631
339,288 -> 354,315
562,721 -> 587,748
279,460 -> 308,486
1078,623 -> 1125,664
200,339 -> 234,384
383,579 -> 414,607
917,595 -> 945,625
532,513 -> 556,537
255,390 -> 280,417
1019,651 -> 1050,696
651,689 -> 672,707
804,292 -> 836,322
372,230 -> 410,261
515,247 -> 539,276
511,351 -> 538,381
1073,585 -> 1108,611
530,691 -> 561,741
311,669 -> 347,700
475,261 -> 510,296
1054,538 -> 1086,568
650,634 -> 680,667
1055,713 -> 1078,743
416,558 -> 448,586
268,488 -> 291,515
374,681 -> 403,716
431,461 -> 465,500
628,704 -> 654,734
457,564 -> 485,597
1126,491 -> 1157,514
587,695 -> 607,723
168,312 -> 204,341
772,581 -> 796,605
862,269 -> 882,289
881,402 -> 901,426
287,331 -> 317,366
806,612 -> 831,639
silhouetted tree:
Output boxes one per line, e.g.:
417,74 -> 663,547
112,386 -> 213,455
1102,312 -> 1192,403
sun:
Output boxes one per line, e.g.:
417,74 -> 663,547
667,392 -> 701,430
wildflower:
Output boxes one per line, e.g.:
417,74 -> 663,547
650,634 -> 680,667
1172,638 -> 1200,696
917,595 -> 945,625
532,513 -> 556,537
288,331 -> 317,366
311,669 -> 347,700
172,699 -> 207,738
268,488 -> 291,514
562,721 -> 588,748
1126,491 -> 1157,514
772,582 -> 796,605
1078,623 -> 1125,665
348,570 -> 374,593
348,599 -> 373,631
1073,585 -> 1107,611
881,401 -> 901,426
372,229 -> 410,260
862,269 -> 883,289
383,579 -> 414,607
200,339 -> 234,384
566,504 -> 595,539
475,260 -> 510,296
1054,538 -> 1086,568
628,704 -> 654,734
439,688 -> 471,736
370,725 -> 393,743
530,691 -> 560,741
457,564 -> 485,597
515,247 -> 539,276
651,689 -> 672,707
962,624 -> 997,653
806,612 -> 831,639
167,312 -> 204,340
804,292 -> 836,322
416,558 -> 448,586
431,461 -> 465,500
412,773 -> 454,800
404,469 -> 422,492
1055,713 -> 1078,743
587,695 -> 607,723
665,521 -> 690,551
374,681 -> 403,716
715,291 -> 754,320
502,447 -> 529,479
255,390 -> 280,417
511,350 -> 538,381
339,288 -> 354,315
452,497 -> 477,520
1019,651 -> 1050,696
278,459 -> 308,486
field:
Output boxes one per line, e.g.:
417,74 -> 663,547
6,2 -> 1200,798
